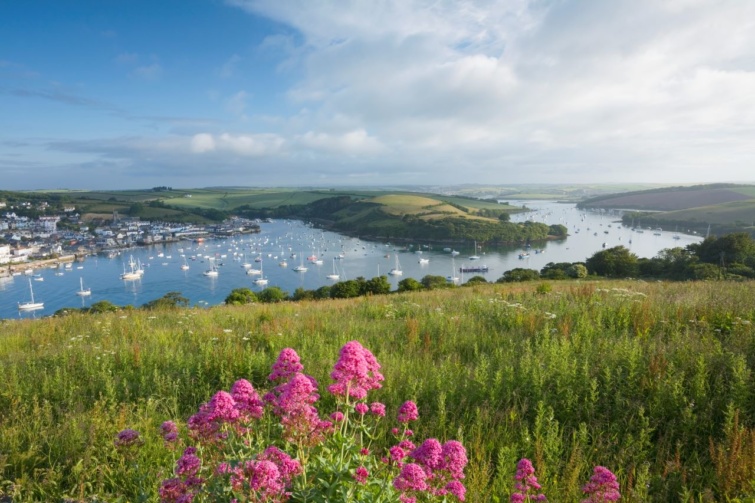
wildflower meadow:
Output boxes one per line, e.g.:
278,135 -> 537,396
1,279 -> 754,501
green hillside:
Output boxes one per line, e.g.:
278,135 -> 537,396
577,184 -> 755,237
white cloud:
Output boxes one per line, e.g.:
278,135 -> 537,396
219,0 -> 755,184
191,132 -> 284,156
299,129 -> 383,155
191,133 -> 216,153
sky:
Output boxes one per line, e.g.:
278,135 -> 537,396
1,0 -> 754,190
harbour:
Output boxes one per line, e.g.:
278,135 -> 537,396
1,201 -> 703,320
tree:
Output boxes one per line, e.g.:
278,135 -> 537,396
567,263 -> 588,279
421,275 -> 449,290
398,278 -> 423,292
362,275 -> 391,295
143,291 -> 189,310
225,288 -> 257,305
257,286 -> 288,303
585,246 -> 639,278
540,262 -> 572,280
548,224 -> 568,238
689,233 -> 755,267
330,280 -> 362,299
464,275 -> 488,285
88,300 -> 120,314
497,268 -> 540,283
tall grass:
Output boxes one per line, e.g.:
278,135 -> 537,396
1,280 -> 754,501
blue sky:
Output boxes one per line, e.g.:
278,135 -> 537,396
2,0 -> 754,190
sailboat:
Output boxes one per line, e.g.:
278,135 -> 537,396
293,253 -> 308,272
18,278 -> 44,311
203,257 -> 219,277
469,240 -> 481,260
447,257 -> 460,284
326,258 -> 340,280
253,260 -> 269,286
76,277 -> 92,297
120,255 -> 144,280
388,253 -> 403,276
180,256 -> 190,271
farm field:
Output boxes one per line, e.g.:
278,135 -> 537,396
1,279 -> 754,501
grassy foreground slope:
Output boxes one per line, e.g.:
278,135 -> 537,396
1,280 -> 754,501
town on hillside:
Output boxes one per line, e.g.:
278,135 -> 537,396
0,199 -> 260,277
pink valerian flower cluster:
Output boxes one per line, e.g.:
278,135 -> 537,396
161,421 -> 179,446
231,378 -> 265,421
581,466 -> 621,502
392,438 -> 468,501
397,401 -> 419,423
114,429 -> 142,449
327,340 -> 385,400
224,446 -> 301,503
188,379 -> 266,443
354,466 -> 369,484
159,447 -> 205,503
511,459 -> 547,503
268,348 -> 304,382
271,372 -> 331,445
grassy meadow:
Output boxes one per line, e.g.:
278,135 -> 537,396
1,280 -> 754,501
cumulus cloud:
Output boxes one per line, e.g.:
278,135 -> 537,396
298,129 -> 383,155
191,132 -> 284,156
222,0 -> 755,183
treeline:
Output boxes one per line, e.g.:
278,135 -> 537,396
505,232 -> 755,282
621,212 -> 755,239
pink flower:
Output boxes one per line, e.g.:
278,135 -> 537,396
355,402 -> 369,415
581,466 -> 620,502
231,379 -> 264,420
354,466 -> 369,484
114,429 -> 142,449
411,438 -> 444,472
394,463 -> 429,492
360,448 -> 370,456
161,421 -> 178,436
274,373 -> 320,416
445,480 -> 467,501
370,402 -> 386,417
188,391 -> 240,442
268,348 -> 304,382
159,477 -> 189,502
511,458 -> 546,502
247,460 -> 284,495
442,440 -> 468,479
397,401 -> 419,423
330,411 -> 345,422
175,447 -> 202,477
259,446 -> 302,482
206,391 -> 240,423
390,445 -> 408,464
327,341 -> 384,400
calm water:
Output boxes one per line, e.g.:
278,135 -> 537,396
1,201 -> 702,320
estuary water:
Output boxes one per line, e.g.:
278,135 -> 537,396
0,201 -> 702,320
